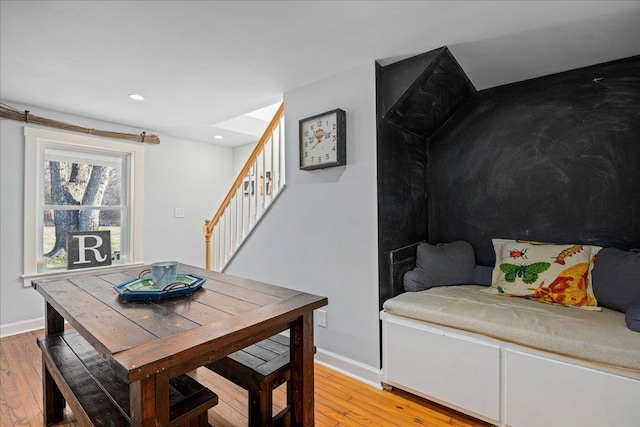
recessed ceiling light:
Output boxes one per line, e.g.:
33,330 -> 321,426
129,94 -> 145,101
214,135 -> 224,139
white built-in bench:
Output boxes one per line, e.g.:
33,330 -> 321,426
381,285 -> 640,427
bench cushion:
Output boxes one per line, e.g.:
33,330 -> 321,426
383,285 -> 640,371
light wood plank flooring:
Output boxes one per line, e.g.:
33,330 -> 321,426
1,329 -> 489,426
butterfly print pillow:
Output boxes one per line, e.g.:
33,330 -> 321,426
482,238 -> 602,309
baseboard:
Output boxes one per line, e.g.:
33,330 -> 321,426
0,317 -> 44,338
314,347 -> 382,390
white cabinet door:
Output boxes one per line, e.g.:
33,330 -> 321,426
505,349 -> 640,427
383,316 -> 501,422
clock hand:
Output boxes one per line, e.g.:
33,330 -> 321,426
308,135 -> 324,151
309,142 -> 319,151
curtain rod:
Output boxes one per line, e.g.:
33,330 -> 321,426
0,103 -> 160,144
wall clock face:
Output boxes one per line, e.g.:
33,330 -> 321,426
299,109 -> 346,171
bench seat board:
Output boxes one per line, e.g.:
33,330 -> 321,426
208,335 -> 291,384
39,333 -> 130,427
38,330 -> 218,427
206,334 -> 292,426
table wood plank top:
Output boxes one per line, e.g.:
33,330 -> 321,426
33,263 -> 327,381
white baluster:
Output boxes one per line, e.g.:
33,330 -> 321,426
252,159 -> 258,227
261,142 -> 266,213
270,130 -> 275,201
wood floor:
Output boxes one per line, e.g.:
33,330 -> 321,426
1,329 -> 489,427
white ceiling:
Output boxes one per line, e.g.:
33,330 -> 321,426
1,1 -> 639,147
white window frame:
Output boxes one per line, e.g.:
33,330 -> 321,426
22,127 -> 144,286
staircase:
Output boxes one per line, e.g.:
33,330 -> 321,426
204,103 -> 285,271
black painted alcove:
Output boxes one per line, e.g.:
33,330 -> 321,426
376,47 -> 475,308
376,51 -> 640,311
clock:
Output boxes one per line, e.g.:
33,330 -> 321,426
299,108 -> 346,170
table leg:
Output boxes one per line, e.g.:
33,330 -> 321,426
45,301 -> 64,335
130,373 -> 170,427
43,302 -> 65,424
290,312 -> 315,426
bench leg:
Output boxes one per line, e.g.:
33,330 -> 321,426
248,384 -> 273,427
272,380 -> 292,427
42,358 -> 65,425
174,411 -> 209,427
283,380 -> 292,427
195,412 -> 209,427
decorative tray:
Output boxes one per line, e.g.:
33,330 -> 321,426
114,273 -> 206,302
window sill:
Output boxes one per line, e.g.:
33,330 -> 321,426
22,262 -> 145,288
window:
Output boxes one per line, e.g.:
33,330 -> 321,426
23,128 -> 144,285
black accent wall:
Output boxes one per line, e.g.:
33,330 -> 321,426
428,56 -> 640,266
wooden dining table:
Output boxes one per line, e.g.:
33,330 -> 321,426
32,263 -> 328,426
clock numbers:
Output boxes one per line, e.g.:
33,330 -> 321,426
299,109 -> 345,170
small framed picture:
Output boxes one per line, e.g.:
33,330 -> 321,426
260,171 -> 273,194
243,178 -> 255,196
243,178 -> 250,196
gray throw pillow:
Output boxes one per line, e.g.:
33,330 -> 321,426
473,265 -> 494,286
625,297 -> 640,333
592,248 -> 640,313
403,241 -> 476,292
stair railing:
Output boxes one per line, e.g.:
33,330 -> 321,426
204,103 -> 285,271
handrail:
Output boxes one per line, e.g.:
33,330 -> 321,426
204,102 -> 283,235
203,103 -> 284,269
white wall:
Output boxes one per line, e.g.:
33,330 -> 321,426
0,104 -> 233,331
232,142 -> 257,176
225,63 -> 380,372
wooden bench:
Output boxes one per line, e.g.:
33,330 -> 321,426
38,330 -> 218,427
206,334 -> 291,427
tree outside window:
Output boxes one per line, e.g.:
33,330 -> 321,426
42,147 -> 127,268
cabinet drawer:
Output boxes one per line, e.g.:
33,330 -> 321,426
505,349 -> 640,427
383,317 -> 501,422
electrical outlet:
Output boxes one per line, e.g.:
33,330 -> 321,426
174,208 -> 185,218
317,309 -> 327,328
